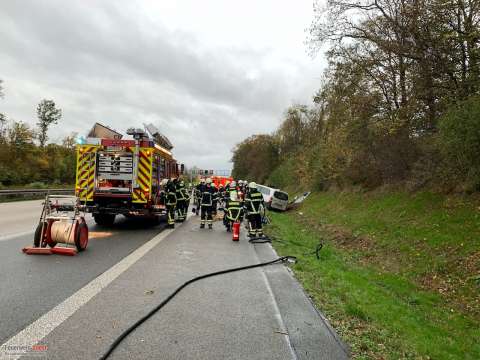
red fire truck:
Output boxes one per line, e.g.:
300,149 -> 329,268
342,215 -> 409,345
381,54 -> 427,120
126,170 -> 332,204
211,176 -> 233,188
75,126 -> 180,225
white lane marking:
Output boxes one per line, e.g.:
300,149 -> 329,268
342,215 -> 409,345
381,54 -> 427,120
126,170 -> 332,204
249,234 -> 298,360
257,261 -> 298,360
0,224 -> 179,360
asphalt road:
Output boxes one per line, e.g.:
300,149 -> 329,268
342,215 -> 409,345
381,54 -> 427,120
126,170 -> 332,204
0,200 -> 45,239
0,200 -> 348,359
0,200 -> 165,346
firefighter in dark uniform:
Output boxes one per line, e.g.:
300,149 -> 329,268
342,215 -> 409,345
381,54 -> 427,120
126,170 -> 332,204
194,178 -> 205,215
217,184 -> 225,210
200,178 -> 215,229
245,182 -> 265,237
224,181 -> 244,232
165,178 -> 177,228
222,181 -> 235,229
211,182 -> 219,217
176,180 -> 189,222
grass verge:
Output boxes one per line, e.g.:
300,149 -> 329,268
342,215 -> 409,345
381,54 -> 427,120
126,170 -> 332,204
265,190 -> 480,359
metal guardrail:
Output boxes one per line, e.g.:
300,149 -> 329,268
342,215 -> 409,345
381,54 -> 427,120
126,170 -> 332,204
0,189 -> 74,197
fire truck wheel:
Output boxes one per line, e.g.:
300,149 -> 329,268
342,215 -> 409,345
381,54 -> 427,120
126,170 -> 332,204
93,213 -> 116,226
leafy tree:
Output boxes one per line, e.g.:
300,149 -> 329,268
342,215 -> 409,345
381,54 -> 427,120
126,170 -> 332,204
0,91 -> 75,187
62,132 -> 78,149
439,95 -> 480,190
36,99 -> 62,147
231,134 -> 279,183
8,121 -> 35,149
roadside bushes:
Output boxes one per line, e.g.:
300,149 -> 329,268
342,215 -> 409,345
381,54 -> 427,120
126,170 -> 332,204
439,96 -> 480,191
231,134 -> 279,184
232,0 -> 480,193
0,121 -> 76,187
232,95 -> 480,193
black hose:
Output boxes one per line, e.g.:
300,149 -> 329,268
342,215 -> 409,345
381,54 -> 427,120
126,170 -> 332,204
248,236 -> 272,244
303,243 -> 323,260
98,255 -> 297,360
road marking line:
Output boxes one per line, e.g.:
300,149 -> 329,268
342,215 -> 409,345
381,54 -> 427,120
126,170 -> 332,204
249,234 -> 298,360
0,225 -> 179,360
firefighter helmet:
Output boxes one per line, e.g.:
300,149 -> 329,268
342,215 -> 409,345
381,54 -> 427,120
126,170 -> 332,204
230,181 -> 237,188
206,177 -> 212,184
248,181 -> 257,189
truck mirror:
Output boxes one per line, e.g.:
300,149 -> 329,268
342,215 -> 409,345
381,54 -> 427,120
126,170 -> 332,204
180,164 -> 185,174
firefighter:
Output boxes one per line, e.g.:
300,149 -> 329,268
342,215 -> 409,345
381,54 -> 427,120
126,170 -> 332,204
211,182 -> 219,217
194,179 -> 205,215
237,180 -> 246,201
217,184 -> 225,210
182,180 -> 191,216
176,180 -> 189,222
244,182 -> 264,237
200,178 -> 215,229
224,181 -> 243,232
165,179 -> 177,228
226,180 -> 237,200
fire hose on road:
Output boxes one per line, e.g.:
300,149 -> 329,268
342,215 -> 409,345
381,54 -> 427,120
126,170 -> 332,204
98,255 -> 297,360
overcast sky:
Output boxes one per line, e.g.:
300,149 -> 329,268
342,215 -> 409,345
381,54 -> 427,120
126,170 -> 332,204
0,0 -> 325,170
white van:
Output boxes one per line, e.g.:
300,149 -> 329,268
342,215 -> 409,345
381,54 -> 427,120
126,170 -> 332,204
255,185 -> 289,211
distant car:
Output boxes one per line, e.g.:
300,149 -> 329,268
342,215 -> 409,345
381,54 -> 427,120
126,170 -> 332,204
255,184 -> 289,211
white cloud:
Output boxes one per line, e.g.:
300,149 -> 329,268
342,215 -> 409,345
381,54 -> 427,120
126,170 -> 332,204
0,0 -> 325,169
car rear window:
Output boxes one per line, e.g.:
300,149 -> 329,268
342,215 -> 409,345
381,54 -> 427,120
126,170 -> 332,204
273,191 -> 288,201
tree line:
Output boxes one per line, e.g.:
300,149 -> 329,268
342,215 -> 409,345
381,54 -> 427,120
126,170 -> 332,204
0,80 -> 76,187
232,0 -> 480,192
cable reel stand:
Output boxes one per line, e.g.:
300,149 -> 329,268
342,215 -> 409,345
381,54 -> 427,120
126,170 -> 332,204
22,194 -> 89,256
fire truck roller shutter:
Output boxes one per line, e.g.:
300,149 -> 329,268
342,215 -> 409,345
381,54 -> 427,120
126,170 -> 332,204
132,147 -> 153,203
75,145 -> 99,202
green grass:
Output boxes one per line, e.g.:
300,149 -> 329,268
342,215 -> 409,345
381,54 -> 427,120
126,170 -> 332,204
265,191 -> 480,359
300,191 -> 480,312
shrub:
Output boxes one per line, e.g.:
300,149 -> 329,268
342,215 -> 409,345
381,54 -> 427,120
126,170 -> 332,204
439,96 -> 480,191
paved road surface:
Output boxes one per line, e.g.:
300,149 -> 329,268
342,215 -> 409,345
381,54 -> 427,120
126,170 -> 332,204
0,201 -> 348,359
0,201 -> 165,346
0,200 -> 45,240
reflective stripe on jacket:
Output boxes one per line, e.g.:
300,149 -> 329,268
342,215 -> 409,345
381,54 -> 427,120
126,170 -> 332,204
245,191 -> 263,214
226,200 -> 243,221
166,191 -> 177,206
